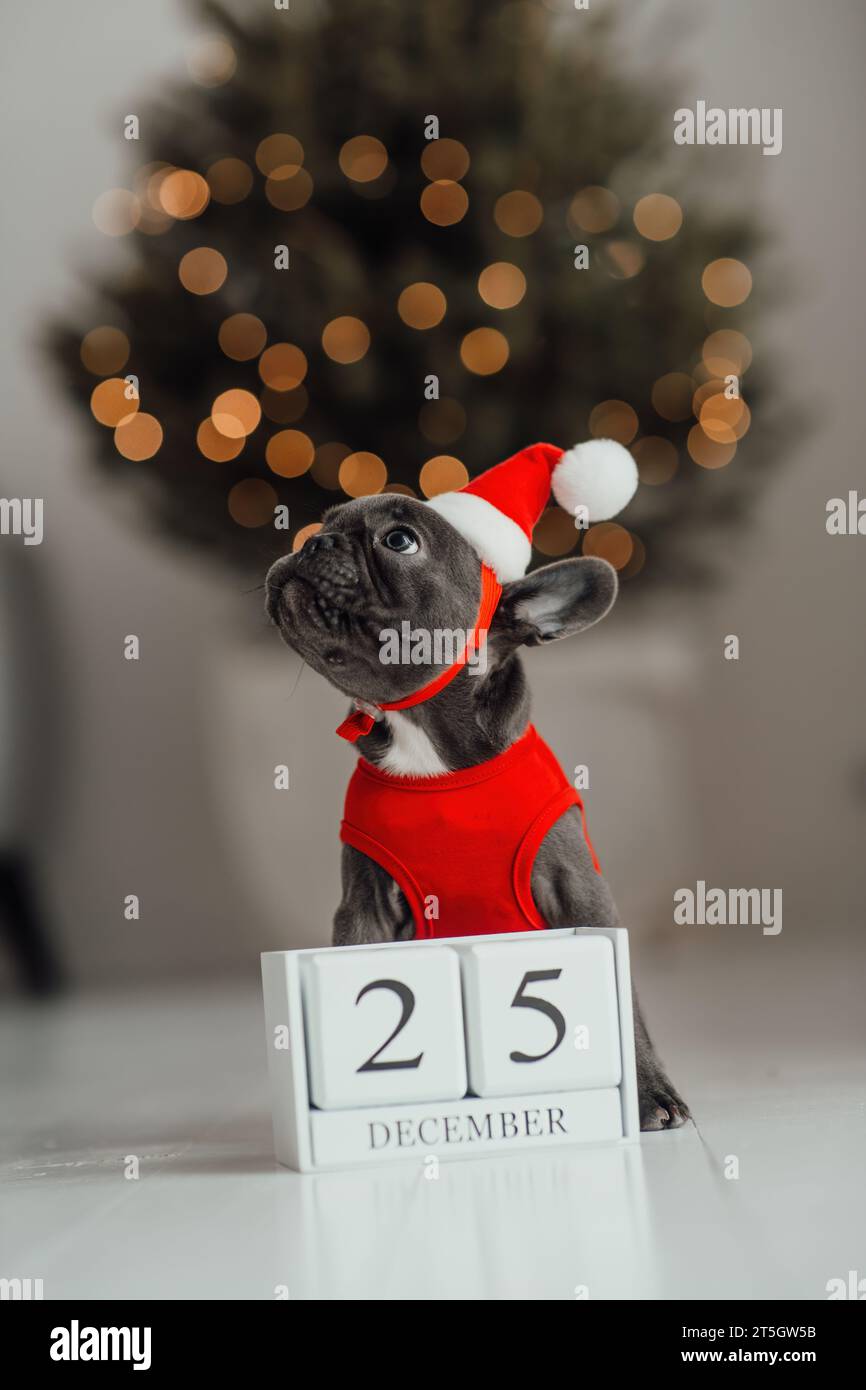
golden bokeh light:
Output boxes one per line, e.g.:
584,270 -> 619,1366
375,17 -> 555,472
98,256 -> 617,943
568,186 -> 619,234
197,417 -> 244,462
292,522 -> 323,552
159,169 -> 210,219
186,35 -> 237,87
699,394 -> 751,443
383,483 -> 418,498
420,139 -> 470,182
620,533 -> 646,580
418,455 -> 469,498
692,378 -> 726,414
178,247 -> 227,295
604,240 -> 645,279
261,385 -> 308,424
687,424 -> 737,470
583,521 -> 634,570
265,168 -> 313,211
339,451 -> 387,497
218,313 -> 267,361
81,327 -> 130,376
702,257 -> 752,307
589,399 -> 638,446
460,327 -> 509,375
206,158 -> 253,204
311,442 -> 351,491
477,262 -> 526,310
533,508 -> 580,558
633,436 -> 678,486
418,398 -> 466,445
421,180 -> 468,226
258,343 -> 308,391
266,429 -> 315,478
494,190 -> 543,237
211,388 -> 261,439
702,329 -> 752,378
633,193 -> 683,241
652,371 -> 693,421
228,478 -> 277,528
92,189 -> 140,236
322,316 -> 371,364
255,133 -> 304,177
397,282 -> 447,329
339,136 -> 388,183
114,413 -> 163,461
90,378 -> 140,428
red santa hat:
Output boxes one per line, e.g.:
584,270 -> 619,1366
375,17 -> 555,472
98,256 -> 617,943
426,439 -> 638,583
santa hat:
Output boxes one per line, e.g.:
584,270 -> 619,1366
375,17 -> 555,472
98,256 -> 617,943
426,439 -> 638,583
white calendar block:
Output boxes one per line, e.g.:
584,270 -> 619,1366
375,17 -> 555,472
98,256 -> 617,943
261,928 -> 639,1172
461,935 -> 622,1098
301,947 -> 467,1109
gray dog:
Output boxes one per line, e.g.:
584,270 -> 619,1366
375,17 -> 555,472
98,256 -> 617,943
266,488 -> 689,1131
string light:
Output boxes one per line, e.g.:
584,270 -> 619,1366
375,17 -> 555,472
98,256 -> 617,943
398,283 -> 447,329
266,429 -> 315,477
197,418 -> 244,462
533,508 -> 579,557
311,442 -> 351,491
583,521 -> 634,570
114,413 -> 163,460
178,248 -> 227,295
92,189 -> 140,237
702,329 -> 752,377
186,35 -> 237,87
265,168 -> 312,210
460,328 -> 509,375
633,193 -> 683,241
339,136 -> 388,182
418,456 -> 469,497
687,425 -> 737,469
420,139 -> 470,181
219,313 -> 267,361
568,186 -> 619,234
90,378 -> 139,427
494,191 -> 542,237
339,452 -> 387,496
633,436 -> 678,485
258,343 -> 307,391
80,327 -> 129,376
255,134 -> 304,177
206,158 -> 253,204
293,522 -> 323,551
589,399 -> 638,445
158,170 -> 210,219
652,372 -> 693,421
211,389 -> 261,439
477,262 -> 526,310
702,258 -> 752,307
228,478 -> 277,527
321,316 -> 370,363
421,181 -> 468,226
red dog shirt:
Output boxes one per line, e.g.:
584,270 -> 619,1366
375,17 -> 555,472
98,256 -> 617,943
340,724 -> 600,939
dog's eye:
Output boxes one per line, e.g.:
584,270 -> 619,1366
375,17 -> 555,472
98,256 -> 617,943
382,528 -> 419,554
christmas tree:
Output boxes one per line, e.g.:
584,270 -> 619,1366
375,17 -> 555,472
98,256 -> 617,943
49,0 -> 778,600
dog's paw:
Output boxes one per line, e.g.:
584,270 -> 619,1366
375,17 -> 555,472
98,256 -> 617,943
638,1077 -> 690,1132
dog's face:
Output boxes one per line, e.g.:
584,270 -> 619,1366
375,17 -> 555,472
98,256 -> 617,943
265,493 -> 619,703
265,495 -> 483,703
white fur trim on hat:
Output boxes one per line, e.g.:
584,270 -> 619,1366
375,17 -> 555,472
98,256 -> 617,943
426,490 -> 532,583
552,438 -> 638,521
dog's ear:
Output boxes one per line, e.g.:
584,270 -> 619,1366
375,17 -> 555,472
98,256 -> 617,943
492,557 -> 618,647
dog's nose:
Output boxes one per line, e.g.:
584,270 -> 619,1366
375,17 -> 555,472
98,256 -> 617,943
303,532 -> 336,555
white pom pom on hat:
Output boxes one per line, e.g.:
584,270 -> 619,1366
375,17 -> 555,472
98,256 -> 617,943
426,439 -> 638,583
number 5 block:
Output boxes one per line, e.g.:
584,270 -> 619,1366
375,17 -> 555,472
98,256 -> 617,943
461,936 -> 622,1098
302,948 -> 467,1110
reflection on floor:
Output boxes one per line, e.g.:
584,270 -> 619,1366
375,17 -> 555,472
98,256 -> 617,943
2,937 -> 864,1300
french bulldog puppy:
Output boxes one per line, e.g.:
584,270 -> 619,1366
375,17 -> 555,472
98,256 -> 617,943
266,492 -> 689,1131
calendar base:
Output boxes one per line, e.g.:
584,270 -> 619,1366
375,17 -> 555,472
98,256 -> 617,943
310,1087 -> 623,1168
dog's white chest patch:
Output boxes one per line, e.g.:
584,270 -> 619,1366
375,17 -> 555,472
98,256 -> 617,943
378,711 -> 449,778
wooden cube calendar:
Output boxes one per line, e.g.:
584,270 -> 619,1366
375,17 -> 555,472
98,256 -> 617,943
261,928 -> 639,1172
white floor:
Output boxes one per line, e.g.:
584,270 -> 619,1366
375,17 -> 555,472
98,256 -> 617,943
2,940 -> 864,1301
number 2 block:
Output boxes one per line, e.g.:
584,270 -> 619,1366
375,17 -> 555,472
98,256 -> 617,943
302,948 -> 467,1110
461,936 -> 622,1098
